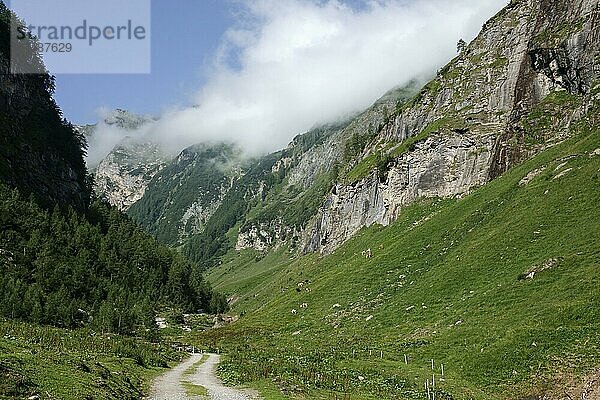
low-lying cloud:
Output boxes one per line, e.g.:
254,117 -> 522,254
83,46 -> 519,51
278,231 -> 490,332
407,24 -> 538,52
87,0 -> 508,166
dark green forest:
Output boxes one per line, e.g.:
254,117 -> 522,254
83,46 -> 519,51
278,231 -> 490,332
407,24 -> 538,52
128,143 -> 240,246
0,2 -> 226,336
0,183 -> 227,334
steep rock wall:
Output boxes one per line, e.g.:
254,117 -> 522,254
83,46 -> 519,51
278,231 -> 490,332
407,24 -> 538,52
306,0 -> 600,254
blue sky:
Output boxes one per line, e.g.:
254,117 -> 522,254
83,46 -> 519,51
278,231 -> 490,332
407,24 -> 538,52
52,0 -> 232,124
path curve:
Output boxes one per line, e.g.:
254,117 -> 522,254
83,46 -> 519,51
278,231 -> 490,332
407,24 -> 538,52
187,354 -> 257,400
148,353 -> 258,400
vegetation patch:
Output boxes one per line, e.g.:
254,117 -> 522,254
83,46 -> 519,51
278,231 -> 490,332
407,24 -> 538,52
533,20 -> 585,47
489,56 -> 509,69
0,319 -> 180,399
522,90 -> 581,147
344,149 -> 387,184
182,381 -> 209,397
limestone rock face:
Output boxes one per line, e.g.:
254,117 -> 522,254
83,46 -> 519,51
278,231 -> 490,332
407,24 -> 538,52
305,133 -> 496,253
84,110 -> 169,211
305,0 -> 600,254
286,134 -> 342,191
93,138 -> 168,211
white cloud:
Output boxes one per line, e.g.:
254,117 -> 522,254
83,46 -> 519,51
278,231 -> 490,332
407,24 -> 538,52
88,0 -> 508,164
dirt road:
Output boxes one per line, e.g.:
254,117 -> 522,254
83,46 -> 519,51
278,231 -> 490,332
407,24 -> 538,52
148,353 -> 258,400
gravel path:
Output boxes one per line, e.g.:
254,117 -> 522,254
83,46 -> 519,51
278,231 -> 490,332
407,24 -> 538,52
187,354 -> 257,400
148,353 -> 202,400
148,353 -> 258,400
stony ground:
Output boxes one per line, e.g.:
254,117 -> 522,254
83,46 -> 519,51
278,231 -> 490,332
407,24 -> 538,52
149,353 -> 258,400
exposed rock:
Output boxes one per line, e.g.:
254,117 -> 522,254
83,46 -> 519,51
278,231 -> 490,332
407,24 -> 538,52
236,219 -> 303,251
286,133 -> 342,190
553,167 -> 573,180
155,317 -> 168,329
86,0 -> 599,261
306,133 -> 495,253
519,258 -> 559,280
212,314 -> 239,328
305,0 -> 600,254
519,167 -> 546,186
84,110 -> 169,211
94,138 -> 168,210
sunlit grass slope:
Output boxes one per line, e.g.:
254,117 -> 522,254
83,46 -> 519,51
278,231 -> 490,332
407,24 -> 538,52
0,319 -> 181,399
200,127 -> 600,399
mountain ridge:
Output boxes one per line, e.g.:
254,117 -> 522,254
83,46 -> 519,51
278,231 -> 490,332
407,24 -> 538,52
82,109 -> 170,211
92,0 -> 600,264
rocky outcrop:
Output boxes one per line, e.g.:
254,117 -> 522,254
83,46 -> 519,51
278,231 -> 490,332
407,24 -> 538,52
285,86 -> 417,191
305,0 -> 600,254
236,218 -> 305,251
236,221 -> 292,252
93,137 -> 168,211
84,110 -> 169,211
305,133 -> 495,253
286,133 -> 343,190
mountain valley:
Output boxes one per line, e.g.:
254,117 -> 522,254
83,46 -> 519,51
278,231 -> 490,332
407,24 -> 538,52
1,0 -> 600,398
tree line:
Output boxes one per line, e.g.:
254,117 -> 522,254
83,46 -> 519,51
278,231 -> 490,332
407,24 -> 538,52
0,183 -> 228,335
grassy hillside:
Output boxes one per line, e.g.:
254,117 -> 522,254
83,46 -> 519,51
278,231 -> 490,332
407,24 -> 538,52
0,319 -> 183,400
198,123 -> 600,399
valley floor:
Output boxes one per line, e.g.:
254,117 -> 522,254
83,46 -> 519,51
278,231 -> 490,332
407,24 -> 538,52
0,319 -> 181,399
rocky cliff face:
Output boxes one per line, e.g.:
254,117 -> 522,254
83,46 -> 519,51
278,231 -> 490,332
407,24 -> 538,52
84,110 -> 169,211
234,83 -> 422,252
304,134 -> 496,253
0,7 -> 89,208
305,0 -> 600,253
93,138 -> 167,211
